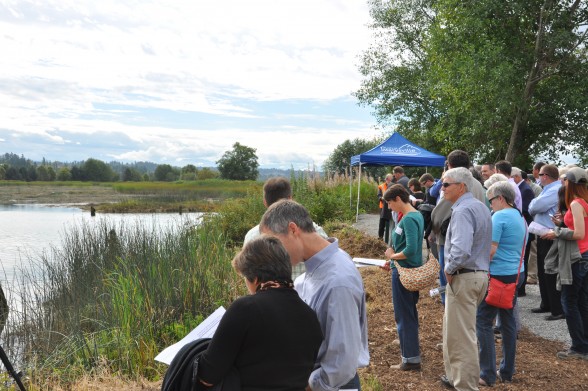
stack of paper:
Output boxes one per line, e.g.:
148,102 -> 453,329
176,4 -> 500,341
155,306 -> 226,365
352,258 -> 387,267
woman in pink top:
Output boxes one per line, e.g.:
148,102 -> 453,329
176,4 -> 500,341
559,167 -> 588,359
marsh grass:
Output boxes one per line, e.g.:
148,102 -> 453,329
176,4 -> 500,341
3,216 -> 243,387
102,180 -> 262,213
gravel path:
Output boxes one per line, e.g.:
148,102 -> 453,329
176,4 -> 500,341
353,213 -> 571,346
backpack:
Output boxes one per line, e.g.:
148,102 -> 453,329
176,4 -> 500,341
161,338 -> 241,391
161,338 -> 211,391
417,203 -> 435,239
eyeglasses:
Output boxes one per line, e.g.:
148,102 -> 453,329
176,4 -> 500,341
442,182 -> 461,188
538,173 -> 549,177
488,195 -> 500,203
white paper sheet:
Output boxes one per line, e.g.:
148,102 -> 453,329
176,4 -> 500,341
352,258 -> 387,267
155,306 -> 226,365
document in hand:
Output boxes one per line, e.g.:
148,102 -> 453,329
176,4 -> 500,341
155,306 -> 226,365
352,258 -> 387,268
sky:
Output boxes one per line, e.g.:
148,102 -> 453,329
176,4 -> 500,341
0,0 -> 381,170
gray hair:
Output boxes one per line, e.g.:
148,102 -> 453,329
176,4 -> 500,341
232,235 -> 292,283
511,167 -> 522,177
484,173 -> 508,189
260,199 -> 316,235
444,167 -> 473,192
486,181 -> 516,206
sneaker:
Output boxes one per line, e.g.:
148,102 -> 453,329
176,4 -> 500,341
390,362 -> 421,371
557,350 -> 587,360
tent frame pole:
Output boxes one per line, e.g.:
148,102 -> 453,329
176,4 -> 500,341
355,163 -> 362,222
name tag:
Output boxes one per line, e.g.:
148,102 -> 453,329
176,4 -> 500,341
395,226 -> 403,236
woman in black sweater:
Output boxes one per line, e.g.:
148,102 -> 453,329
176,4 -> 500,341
197,235 -> 323,391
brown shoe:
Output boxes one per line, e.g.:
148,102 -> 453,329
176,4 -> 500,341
391,362 -> 421,371
526,277 -> 537,284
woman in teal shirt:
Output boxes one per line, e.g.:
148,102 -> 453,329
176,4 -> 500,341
382,184 -> 424,371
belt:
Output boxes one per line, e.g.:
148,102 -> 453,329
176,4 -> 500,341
452,268 -> 487,275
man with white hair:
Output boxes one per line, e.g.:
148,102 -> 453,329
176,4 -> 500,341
440,167 -> 492,391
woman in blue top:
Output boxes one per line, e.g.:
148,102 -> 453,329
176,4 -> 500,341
477,181 -> 527,386
381,184 -> 424,371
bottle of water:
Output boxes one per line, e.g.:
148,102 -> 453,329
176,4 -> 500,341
429,286 -> 447,297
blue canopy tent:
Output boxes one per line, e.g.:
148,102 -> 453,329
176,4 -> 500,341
350,132 -> 445,220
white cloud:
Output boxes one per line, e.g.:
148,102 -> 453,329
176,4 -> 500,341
0,0 -> 376,169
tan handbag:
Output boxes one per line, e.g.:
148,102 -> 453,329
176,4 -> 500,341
394,252 -> 440,291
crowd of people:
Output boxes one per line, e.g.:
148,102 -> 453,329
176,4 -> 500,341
377,152 -> 588,390
181,153 -> 587,391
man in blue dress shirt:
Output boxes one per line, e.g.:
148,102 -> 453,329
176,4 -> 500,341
260,200 -> 369,391
529,164 -> 563,320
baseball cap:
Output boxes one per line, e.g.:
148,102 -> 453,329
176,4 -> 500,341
564,167 -> 588,184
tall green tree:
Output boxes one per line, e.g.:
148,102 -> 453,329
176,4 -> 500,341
154,164 -> 179,181
57,167 -> 72,181
122,167 -> 143,182
83,158 -> 116,182
356,0 -> 588,166
216,142 -> 259,180
322,137 -> 388,179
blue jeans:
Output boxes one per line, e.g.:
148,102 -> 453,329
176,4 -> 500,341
477,274 -> 520,384
439,244 -> 447,304
561,256 -> 588,354
340,373 -> 361,390
392,267 -> 421,363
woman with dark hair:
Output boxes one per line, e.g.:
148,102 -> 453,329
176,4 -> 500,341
380,184 -> 424,371
543,167 -> 588,360
408,178 -> 426,206
197,235 -> 323,390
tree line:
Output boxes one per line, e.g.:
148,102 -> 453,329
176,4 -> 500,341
0,142 -> 261,182
0,153 -> 219,182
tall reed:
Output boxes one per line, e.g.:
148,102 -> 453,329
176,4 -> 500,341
4,216 -> 242,385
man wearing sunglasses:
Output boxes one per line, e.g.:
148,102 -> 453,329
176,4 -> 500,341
439,167 -> 492,391
528,164 -> 563,320
430,150 -> 487,306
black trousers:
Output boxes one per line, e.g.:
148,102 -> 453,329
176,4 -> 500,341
378,218 -> 390,242
536,237 -> 563,316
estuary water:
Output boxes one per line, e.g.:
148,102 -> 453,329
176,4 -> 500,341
0,204 -> 202,282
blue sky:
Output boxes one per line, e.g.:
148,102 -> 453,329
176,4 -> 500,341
0,0 -> 381,170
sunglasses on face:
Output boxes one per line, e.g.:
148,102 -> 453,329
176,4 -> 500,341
442,182 -> 461,188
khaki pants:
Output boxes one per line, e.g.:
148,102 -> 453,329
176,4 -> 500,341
528,240 -> 538,280
443,272 -> 488,391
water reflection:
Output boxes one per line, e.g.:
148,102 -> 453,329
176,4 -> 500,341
0,204 -> 201,282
